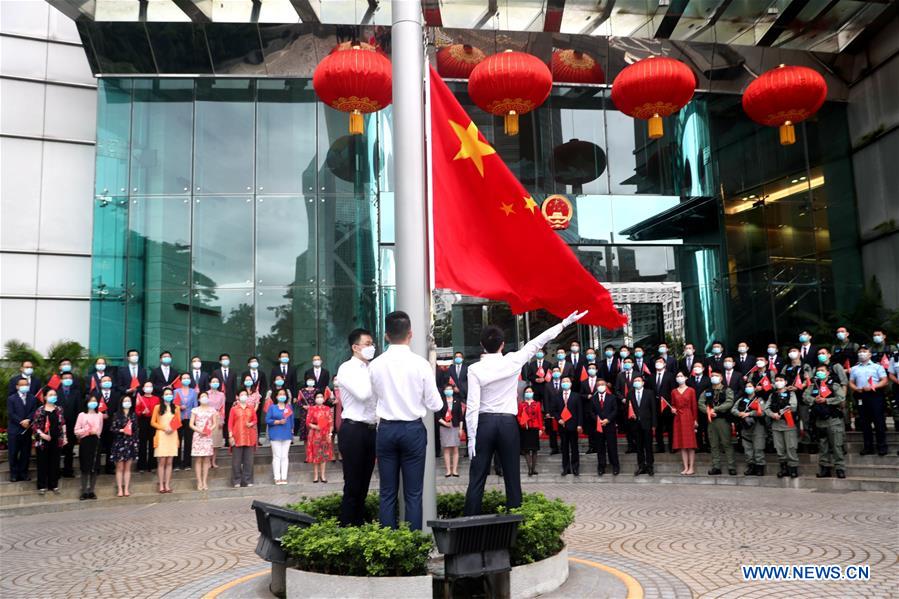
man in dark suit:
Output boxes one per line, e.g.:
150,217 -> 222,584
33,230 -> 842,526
763,343 -> 784,374
212,354 -> 237,445
615,357 -> 637,452
655,342 -> 678,373
678,343 -> 698,376
303,355 -> 330,392
687,361 -> 712,452
589,378 -> 619,476
798,330 -> 819,368
188,355 -> 209,393
270,350 -> 298,396
522,348 -> 551,404
722,356 -> 743,393
542,367 -> 563,454
580,362 -> 602,454
550,376 -> 582,476
734,341 -> 755,375
91,374 -> 122,474
651,357 -> 677,453
7,360 -> 42,396
7,381 -> 38,481
552,348 -> 574,381
626,375 -> 656,476
568,342 -> 586,385
58,371 -> 83,477
149,350 -> 179,396
444,352 -> 469,399
116,348 -> 148,395
707,340 -> 726,375
241,356 -> 268,397
633,346 -> 652,379
598,344 -> 619,382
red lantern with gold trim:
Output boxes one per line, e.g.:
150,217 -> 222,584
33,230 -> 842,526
552,49 -> 604,84
313,44 -> 392,135
611,56 -> 696,139
742,65 -> 827,146
468,50 -> 553,135
437,44 -> 486,79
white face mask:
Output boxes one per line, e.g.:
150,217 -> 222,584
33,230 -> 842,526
315,397 -> 324,405
693,367 -> 703,375
724,362 -> 734,370
774,381 -> 786,390
655,362 -> 665,370
756,360 -> 767,369
596,385 -> 606,394
684,349 -> 694,357
192,361 -> 201,369
306,380 -> 315,387
788,351 -> 799,360
360,346 -> 376,361
122,401 -> 132,409
239,396 -> 247,405
199,397 -> 209,405
710,376 -> 722,385
676,377 -> 686,385
313,360 -> 322,367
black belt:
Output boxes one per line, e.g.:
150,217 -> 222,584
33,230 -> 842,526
479,413 -> 516,419
343,418 -> 377,429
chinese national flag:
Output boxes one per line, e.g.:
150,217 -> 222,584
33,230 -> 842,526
627,400 -> 636,420
123,419 -> 133,436
783,409 -> 795,428
660,397 -> 671,411
793,373 -> 805,390
759,376 -> 773,392
748,398 -> 762,415
171,413 -> 182,430
579,369 -> 588,382
595,418 -> 603,433
881,354 -> 890,370
429,68 -> 627,329
324,387 -> 333,401
561,405 -> 572,423
129,376 -> 140,391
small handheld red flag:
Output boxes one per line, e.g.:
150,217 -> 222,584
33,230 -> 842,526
843,358 -> 850,372
579,369 -> 588,382
324,387 -> 333,401
881,354 -> 890,370
448,377 -> 457,387
517,409 -> 529,428
819,383 -> 832,399
748,398 -> 762,415
130,376 -> 140,391
98,398 -> 108,413
283,405 -> 293,419
660,397 -> 671,411
90,377 -> 97,392
123,419 -> 133,436
43,416 -> 51,434
868,376 -> 875,391
793,373 -> 805,390
627,400 -> 636,420
202,420 -> 212,436
171,413 -> 182,430
445,409 -> 453,423
561,405 -> 572,422
47,374 -> 61,390
783,409 -> 795,428
706,405 -> 713,422
536,367 -> 545,379
595,418 -> 603,433
760,376 -> 773,392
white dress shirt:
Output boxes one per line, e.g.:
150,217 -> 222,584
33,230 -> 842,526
369,344 -> 443,421
465,322 -> 564,455
336,356 -> 376,424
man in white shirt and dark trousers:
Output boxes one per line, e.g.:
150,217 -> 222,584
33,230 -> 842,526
464,310 -> 587,516
369,311 -> 444,530
336,328 -> 378,527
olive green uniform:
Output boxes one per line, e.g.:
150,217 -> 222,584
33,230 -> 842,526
732,392 -> 766,469
765,390 -> 799,472
705,386 -> 735,471
803,368 -> 846,472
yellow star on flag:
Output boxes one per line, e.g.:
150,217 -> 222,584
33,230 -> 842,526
523,195 -> 539,214
449,119 -> 496,177
500,202 -> 515,216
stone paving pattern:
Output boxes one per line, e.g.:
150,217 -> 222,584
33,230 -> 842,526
1,483 -> 896,598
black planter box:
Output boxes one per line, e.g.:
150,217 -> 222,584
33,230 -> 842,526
251,500 -> 315,564
428,514 -> 523,579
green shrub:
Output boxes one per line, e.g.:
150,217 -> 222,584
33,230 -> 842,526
509,493 -> 575,565
287,492 -> 380,523
280,519 -> 432,577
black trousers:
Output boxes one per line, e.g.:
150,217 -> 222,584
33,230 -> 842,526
543,414 -> 558,450
137,416 -> 157,471
633,423 -> 654,468
656,409 -> 674,448
338,420 -> 377,526
559,427 -> 579,473
696,413 -> 710,449
36,444 -> 60,490
858,392 -> 888,453
618,401 -> 634,449
223,400 -> 233,445
465,414 -> 522,515
62,431 -> 76,475
8,427 -> 31,480
592,423 -> 619,470
176,424 -> 193,468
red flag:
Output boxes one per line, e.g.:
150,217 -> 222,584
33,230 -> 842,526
123,419 -> 133,436
783,409 -> 795,428
759,376 -> 772,392
98,398 -> 107,413
445,409 -> 453,422
90,377 -> 97,392
130,376 -> 140,391
843,358 -> 850,372
536,367 -> 545,379
429,67 -> 626,329
818,383 -> 832,399
748,398 -> 762,415
793,373 -> 805,390
868,376 -> 875,391
43,415 -> 51,434
47,374 -> 61,390
561,405 -> 572,422
660,397 -> 671,411
448,377 -> 457,387
627,400 -> 636,420
283,405 -> 293,419
173,378 -> 182,390
171,413 -> 182,430
324,387 -> 333,401
579,368 -> 588,382
706,405 -> 713,422
202,420 -> 212,437
595,417 -> 603,433
880,354 -> 890,370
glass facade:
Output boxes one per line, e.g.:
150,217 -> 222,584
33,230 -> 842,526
90,70 -> 862,367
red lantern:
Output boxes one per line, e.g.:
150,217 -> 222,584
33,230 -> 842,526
611,56 -> 696,139
551,49 -> 604,84
742,64 -> 827,146
436,44 -> 486,79
468,50 -> 553,135
313,44 -> 392,135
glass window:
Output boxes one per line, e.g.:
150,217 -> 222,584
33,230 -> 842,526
95,79 -> 133,196
256,287 -> 318,369
318,287 -> 379,368
127,289 -> 191,367
256,80 -> 317,195
92,196 -> 129,292
145,22 -> 213,74
130,80 -> 194,195
91,291 -> 127,360
191,287 -> 255,363
194,79 -> 255,194
318,104 -> 378,196
192,196 -> 254,288
127,196 -> 191,291
255,195 -> 315,287
317,195 -> 378,287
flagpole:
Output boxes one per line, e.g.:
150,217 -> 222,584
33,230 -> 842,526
392,0 -> 436,533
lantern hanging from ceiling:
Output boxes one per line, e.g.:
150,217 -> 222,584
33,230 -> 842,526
468,50 -> 553,135
742,64 -> 827,146
436,44 -> 486,79
610,55 -> 696,139
313,44 -> 392,135
551,49 -> 604,84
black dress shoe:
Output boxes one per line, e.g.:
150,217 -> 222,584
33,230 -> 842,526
585,449 -> 596,454
79,493 -> 87,501
647,467 -> 654,476
816,467 -> 832,478
877,451 -> 888,457
655,445 -> 665,453
550,449 -> 560,455
744,465 -> 756,476
835,469 -> 846,478
860,449 -> 873,456
561,469 -> 570,476
597,469 -> 605,477
572,468 -> 580,477
789,467 -> 799,478
708,468 -> 722,475
625,448 -> 636,454
634,467 -> 645,476
728,469 -> 737,475
612,467 -> 620,476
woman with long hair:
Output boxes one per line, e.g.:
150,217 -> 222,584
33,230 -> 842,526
190,391 -> 217,491
110,392 -> 139,497
150,388 -> 181,493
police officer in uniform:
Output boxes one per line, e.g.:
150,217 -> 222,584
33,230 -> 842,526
781,346 -> 812,447
705,371 -> 735,476
849,345 -> 890,456
869,330 -> 896,433
765,374 -> 799,478
732,382 -> 766,476
803,362 -> 846,478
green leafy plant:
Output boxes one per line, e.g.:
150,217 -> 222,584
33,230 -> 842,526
287,493 -> 380,523
280,519 -> 432,577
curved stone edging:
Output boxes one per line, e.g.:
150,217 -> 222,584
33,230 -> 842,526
510,545 -> 569,598
285,567 -> 432,598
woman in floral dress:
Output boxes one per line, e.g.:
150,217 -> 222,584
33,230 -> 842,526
190,392 -> 217,491
110,395 -> 138,497
305,391 -> 334,483
206,376 -> 226,468
295,378 -> 317,443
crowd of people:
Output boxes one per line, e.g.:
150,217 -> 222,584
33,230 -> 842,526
5,322 -> 898,522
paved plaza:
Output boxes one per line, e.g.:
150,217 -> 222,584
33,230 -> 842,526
1,482 -> 896,598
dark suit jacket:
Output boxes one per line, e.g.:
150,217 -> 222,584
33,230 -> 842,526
649,370 -> 676,404
590,392 -> 617,428
303,367 -> 330,392
614,370 -> 637,398
7,391 -> 38,432
91,388 -> 123,419
579,377 -> 602,398
655,355 -> 678,372
687,373 -> 711,399
597,357 -> 619,382
707,355 -> 726,375
678,355 -> 699,376
58,384 -> 84,433
568,354 -> 587,384
188,369 -> 210,393
150,366 -> 180,396
632,359 -> 652,379
440,363 -> 469,399
722,369 -> 744,393
116,365 -> 148,395
550,391 -> 582,432
241,369 -> 268,397
543,380 -> 563,416
734,354 -> 756,375
7,375 -> 42,397
211,367 -> 238,403
270,365 -> 298,396
553,360 -> 575,381
799,344 -> 819,368
763,355 -> 784,374
626,388 -> 657,430
522,359 -> 553,401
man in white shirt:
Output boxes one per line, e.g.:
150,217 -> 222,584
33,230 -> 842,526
463,310 -> 587,515
336,328 -> 378,527
369,311 -> 444,530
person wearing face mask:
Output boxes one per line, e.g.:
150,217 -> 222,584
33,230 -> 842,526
32,389 -> 67,495
135,383 -> 159,472
551,376 -> 583,476
615,357 -> 638,453
110,394 -> 138,496
117,349 -> 147,394
734,341 -> 755,375
626,375 -> 657,476
765,374 -> 800,477
598,344 -> 620,382
653,357 -> 677,453
687,361 -> 711,453
7,379 -> 38,482
678,343 -> 696,376
732,383 -> 767,476
270,350 -> 298,397
671,373 -> 697,475
831,327 -> 859,372
721,356 -> 742,395
705,371 -> 736,476
580,362 -> 602,455
228,390 -> 258,488
211,354 -> 236,446
88,358 -> 107,395
632,346 -> 651,377
205,376 -> 226,467
803,364 -> 846,478
522,347 -> 554,452
781,346 -> 813,447
707,341 -> 726,375
90,374 -> 120,475
655,344 -> 677,373
589,378 -> 619,476
306,391 -> 334,483
797,331 -> 818,368
262,374 -> 291,444
849,344 -> 890,456
185,355 -> 208,393
263,389 -> 293,486
553,348 -> 574,381
149,351 -> 179,396
542,367 -> 563,454
241,356 -> 268,398
56,358 -> 81,392
151,389 -> 181,493
440,352 -> 470,399
174,374 -> 198,471
58,371 -> 83,478
568,342 -> 585,383
189,392 -> 217,491
303,355 -> 330,393
7,360 -> 42,396
74,398 -> 104,499
439,385 -> 464,478
763,344 -> 784,375
517,386 -> 544,477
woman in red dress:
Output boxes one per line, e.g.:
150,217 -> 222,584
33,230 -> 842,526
670,373 -> 698,475
305,391 -> 334,483
517,386 -> 544,476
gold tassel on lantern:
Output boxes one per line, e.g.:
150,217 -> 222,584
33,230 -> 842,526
779,121 -> 795,145
648,114 -> 663,139
349,110 -> 364,135
504,111 -> 519,135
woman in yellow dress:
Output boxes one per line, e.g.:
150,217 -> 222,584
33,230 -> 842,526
151,389 -> 181,494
